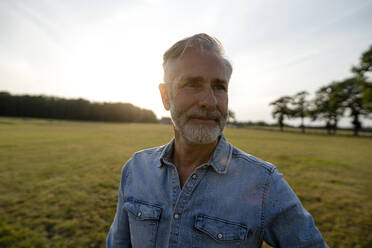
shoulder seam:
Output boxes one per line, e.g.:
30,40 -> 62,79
259,170 -> 273,243
133,146 -> 162,155
232,154 -> 276,174
120,157 -> 132,200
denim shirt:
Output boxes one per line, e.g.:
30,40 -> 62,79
107,135 -> 328,248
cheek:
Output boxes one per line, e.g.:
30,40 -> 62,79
172,93 -> 194,112
218,95 -> 228,113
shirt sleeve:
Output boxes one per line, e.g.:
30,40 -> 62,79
263,169 -> 328,248
106,161 -> 132,248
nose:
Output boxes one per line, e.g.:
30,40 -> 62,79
199,87 -> 217,109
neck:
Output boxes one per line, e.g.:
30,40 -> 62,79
172,127 -> 219,171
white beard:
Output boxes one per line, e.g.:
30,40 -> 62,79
169,100 -> 226,144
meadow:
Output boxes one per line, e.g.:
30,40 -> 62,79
0,117 -> 371,248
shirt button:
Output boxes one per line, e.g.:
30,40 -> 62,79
217,233 -> 223,239
174,213 -> 180,219
137,212 -> 142,217
192,174 -> 197,179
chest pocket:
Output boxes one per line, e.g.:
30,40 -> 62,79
193,215 -> 249,248
124,200 -> 162,248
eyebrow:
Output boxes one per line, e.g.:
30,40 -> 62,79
180,76 -> 227,85
212,78 -> 227,85
180,76 -> 204,83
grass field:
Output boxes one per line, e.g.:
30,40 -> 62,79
0,117 -> 371,248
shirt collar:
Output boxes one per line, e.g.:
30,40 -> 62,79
158,134 -> 232,174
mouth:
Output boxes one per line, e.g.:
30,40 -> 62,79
188,116 -> 219,125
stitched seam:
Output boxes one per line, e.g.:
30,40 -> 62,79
120,161 -> 131,202
198,214 -> 248,228
223,143 -> 233,174
259,170 -> 272,245
194,226 -> 243,242
233,154 -> 275,173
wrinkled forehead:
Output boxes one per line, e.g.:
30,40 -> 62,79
164,48 -> 232,84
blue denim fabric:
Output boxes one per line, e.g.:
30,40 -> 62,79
107,135 -> 328,248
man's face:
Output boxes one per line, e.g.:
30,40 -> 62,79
162,48 -> 229,144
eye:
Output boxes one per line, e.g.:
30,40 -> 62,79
214,84 -> 227,91
184,81 -> 199,88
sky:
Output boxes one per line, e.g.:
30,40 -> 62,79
1,0 -> 372,127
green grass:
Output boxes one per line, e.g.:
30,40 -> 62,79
0,117 -> 371,248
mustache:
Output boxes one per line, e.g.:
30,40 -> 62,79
186,108 -> 223,120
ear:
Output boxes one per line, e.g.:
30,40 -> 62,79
159,83 -> 170,110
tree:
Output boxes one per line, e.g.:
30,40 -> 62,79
352,45 -> 372,80
311,83 -> 344,135
338,78 -> 371,136
269,96 -> 292,132
227,109 -> 236,124
361,82 -> 372,112
352,45 -> 372,114
291,91 -> 309,133
0,92 -> 158,123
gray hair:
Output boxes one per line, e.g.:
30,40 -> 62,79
162,33 -> 233,86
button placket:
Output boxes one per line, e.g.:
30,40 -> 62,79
183,172 -> 200,196
169,169 -> 207,248
169,166 -> 181,208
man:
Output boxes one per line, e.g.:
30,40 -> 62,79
107,33 -> 328,247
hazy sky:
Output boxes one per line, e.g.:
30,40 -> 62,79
1,0 -> 371,126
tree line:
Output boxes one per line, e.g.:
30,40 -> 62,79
0,92 -> 158,123
270,45 -> 372,136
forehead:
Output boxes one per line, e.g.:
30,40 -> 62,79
165,48 -> 230,83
